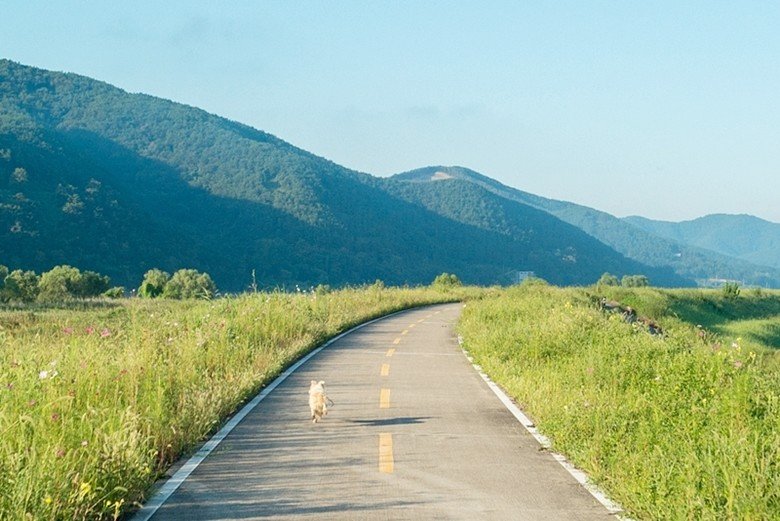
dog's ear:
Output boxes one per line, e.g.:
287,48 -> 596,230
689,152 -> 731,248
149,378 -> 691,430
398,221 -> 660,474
319,380 -> 325,386
310,380 -> 317,386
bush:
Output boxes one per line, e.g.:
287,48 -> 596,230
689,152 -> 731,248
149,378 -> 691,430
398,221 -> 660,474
722,282 -> 741,299
103,287 -> 125,299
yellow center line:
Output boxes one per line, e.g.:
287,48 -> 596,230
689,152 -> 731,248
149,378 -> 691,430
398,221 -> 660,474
380,363 -> 390,376
408,324 -> 416,329
379,433 -> 394,473
392,337 -> 401,345
386,348 -> 395,357
380,388 -> 391,408
434,311 -> 440,315
401,329 -> 408,335
417,318 -> 424,323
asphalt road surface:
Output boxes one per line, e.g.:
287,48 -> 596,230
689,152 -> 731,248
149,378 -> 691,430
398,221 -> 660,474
143,303 -> 617,520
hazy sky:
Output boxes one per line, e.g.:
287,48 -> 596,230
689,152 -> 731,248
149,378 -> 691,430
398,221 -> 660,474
2,1 -> 779,222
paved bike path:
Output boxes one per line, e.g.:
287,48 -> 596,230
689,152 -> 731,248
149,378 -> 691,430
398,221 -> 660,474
143,303 -> 616,520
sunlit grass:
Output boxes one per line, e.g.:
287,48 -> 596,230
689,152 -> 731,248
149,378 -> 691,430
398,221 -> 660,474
0,286 -> 480,519
459,283 -> 780,520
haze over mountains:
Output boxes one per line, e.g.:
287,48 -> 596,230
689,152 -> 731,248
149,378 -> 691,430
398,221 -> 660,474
1,59 -> 778,290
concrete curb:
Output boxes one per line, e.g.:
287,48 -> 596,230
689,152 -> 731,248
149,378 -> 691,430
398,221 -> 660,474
457,330 -> 632,520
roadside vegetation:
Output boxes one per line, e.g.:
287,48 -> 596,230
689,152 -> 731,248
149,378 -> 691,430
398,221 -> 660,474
0,282 -> 483,519
459,282 -> 780,520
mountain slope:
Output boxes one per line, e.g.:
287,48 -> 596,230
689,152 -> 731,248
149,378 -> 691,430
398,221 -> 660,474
624,214 -> 780,270
393,167 -> 780,287
1,59 -> 679,290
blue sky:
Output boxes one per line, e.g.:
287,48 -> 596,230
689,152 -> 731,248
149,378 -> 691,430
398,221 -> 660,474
2,1 -> 779,222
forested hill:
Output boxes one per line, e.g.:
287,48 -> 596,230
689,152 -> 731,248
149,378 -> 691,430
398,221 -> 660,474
624,214 -> 780,270
1,59 -> 687,290
393,167 -> 780,287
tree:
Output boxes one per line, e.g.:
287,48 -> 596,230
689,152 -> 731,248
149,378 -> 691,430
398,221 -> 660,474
597,272 -> 619,286
38,265 -> 82,302
75,270 -> 110,297
0,264 -> 8,301
162,269 -> 217,299
432,272 -> 462,288
622,275 -> 650,288
3,270 -> 39,302
138,269 -> 170,298
11,167 -> 27,183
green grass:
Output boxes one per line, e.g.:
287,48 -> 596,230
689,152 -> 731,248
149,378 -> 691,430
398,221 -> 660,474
459,283 -> 780,520
0,285 -> 481,520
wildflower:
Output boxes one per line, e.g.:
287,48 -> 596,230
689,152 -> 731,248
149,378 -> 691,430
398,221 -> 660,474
50,412 -> 61,422
44,496 -> 53,505
79,482 -> 92,496
55,448 -> 66,458
62,327 -> 73,335
100,328 -> 111,338
733,360 -> 743,369
81,440 -> 88,447
39,370 -> 49,379
28,399 -> 37,407
85,326 -> 95,335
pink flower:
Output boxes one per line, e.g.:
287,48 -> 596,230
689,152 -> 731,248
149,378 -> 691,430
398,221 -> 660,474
100,328 -> 111,338
62,327 -> 74,335
85,326 -> 95,335
55,448 -> 66,458
51,412 -> 61,422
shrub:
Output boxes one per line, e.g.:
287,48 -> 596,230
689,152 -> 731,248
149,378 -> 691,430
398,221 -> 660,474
722,282 -> 741,299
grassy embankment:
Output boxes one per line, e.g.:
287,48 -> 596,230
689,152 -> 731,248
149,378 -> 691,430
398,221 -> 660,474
0,285 -> 481,520
459,282 -> 780,520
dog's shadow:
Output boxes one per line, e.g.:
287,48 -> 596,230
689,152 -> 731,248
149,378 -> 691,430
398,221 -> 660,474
346,417 -> 431,426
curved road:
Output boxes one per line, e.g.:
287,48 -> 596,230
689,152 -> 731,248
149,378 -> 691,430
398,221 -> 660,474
140,303 -> 617,520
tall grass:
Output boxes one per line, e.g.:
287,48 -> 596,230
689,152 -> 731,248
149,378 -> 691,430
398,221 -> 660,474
0,286 -> 474,520
459,283 -> 780,520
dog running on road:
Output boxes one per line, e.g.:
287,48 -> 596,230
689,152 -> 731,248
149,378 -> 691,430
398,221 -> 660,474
308,380 -> 331,423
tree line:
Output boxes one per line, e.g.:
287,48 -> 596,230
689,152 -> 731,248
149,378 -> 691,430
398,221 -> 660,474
0,264 -> 217,303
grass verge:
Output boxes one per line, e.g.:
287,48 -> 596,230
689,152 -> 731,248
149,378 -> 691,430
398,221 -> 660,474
0,285 -> 480,519
458,282 -> 780,520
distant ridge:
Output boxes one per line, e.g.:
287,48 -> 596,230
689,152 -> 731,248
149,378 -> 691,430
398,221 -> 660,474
393,166 -> 780,287
624,214 -> 780,270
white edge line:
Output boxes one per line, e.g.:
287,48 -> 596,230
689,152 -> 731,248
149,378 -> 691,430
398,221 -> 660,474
133,309 -> 411,520
457,335 -> 632,520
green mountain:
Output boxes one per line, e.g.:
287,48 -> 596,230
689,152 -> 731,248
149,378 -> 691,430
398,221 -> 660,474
392,167 -> 780,287
1,59 -> 691,290
624,214 -> 780,271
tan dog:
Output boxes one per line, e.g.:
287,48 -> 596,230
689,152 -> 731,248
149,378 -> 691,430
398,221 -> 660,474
308,380 -> 329,423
